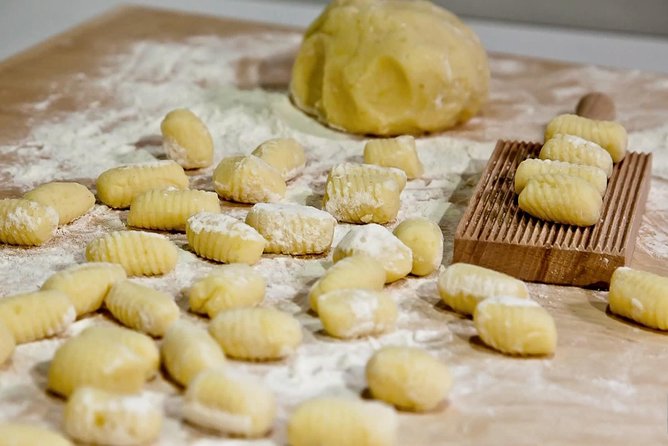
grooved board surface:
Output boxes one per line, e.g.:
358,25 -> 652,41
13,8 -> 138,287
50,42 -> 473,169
454,140 -> 652,286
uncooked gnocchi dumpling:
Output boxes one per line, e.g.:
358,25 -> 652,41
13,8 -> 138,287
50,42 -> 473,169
86,230 -> 178,276
323,163 -> 407,224
287,397 -> 397,446
0,198 -> 58,246
184,368 -> 276,438
0,290 -> 74,344
24,181 -> 95,225
514,158 -> 607,196
366,346 -> 452,411
251,137 -> 306,180
0,321 -> 15,365
333,224 -> 412,283
41,262 -> 127,316
474,296 -> 557,356
438,263 -> 529,316
608,267 -> 668,330
539,134 -> 613,177
308,255 -> 386,313
518,174 -> 602,226
186,212 -> 266,265
161,320 -> 226,386
213,155 -> 286,203
64,387 -> 163,446
208,307 -> 302,361
161,108 -> 214,169
245,203 -> 336,255
127,188 -> 220,231
105,280 -> 180,337
393,217 -> 443,276
189,264 -> 266,317
545,113 -> 627,162
96,160 -> 189,209
0,423 -> 73,446
364,135 -> 423,179
317,289 -> 397,339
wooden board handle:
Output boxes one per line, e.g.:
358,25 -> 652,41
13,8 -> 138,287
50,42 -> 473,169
575,92 -> 616,121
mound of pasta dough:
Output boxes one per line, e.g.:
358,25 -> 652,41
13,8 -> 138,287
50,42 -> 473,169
290,0 -> 489,135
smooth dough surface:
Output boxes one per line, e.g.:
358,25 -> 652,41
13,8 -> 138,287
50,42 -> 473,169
189,264 -> 266,317
24,181 -> 95,225
213,155 -> 286,204
0,423 -> 73,446
364,135 -> 423,179
0,290 -> 75,344
0,198 -> 59,246
290,0 -> 489,135
161,108 -> 214,169
251,138 -> 306,180
0,321 -> 15,366
392,217 -> 444,276
609,267 -> 668,330
317,289 -> 397,339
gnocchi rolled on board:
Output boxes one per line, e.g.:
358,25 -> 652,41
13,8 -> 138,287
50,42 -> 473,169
514,158 -> 608,196
161,108 -> 214,169
251,137 -> 306,181
392,217 -> 444,276
539,134 -> 613,177
363,135 -> 424,179
127,188 -> 220,231
608,267 -> 668,330
545,113 -> 627,162
213,155 -> 286,204
0,423 -> 73,446
0,198 -> 59,246
317,289 -> 397,339
0,290 -> 75,344
0,321 -> 15,366
24,181 -> 95,225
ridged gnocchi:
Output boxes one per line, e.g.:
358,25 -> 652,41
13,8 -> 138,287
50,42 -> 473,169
161,320 -> 226,386
364,135 -> 424,179
209,307 -> 302,361
308,255 -> 386,313
539,134 -> 613,177
518,174 -> 603,226
186,212 -> 266,265
393,217 -> 444,276
245,203 -> 336,255
189,264 -> 266,317
366,346 -> 452,411
545,113 -> 627,162
514,158 -> 608,196
64,387 -> 163,446
317,289 -> 397,339
96,160 -> 189,209
0,198 -> 59,246
474,296 -> 557,356
86,230 -> 178,276
24,181 -> 95,225
127,188 -> 220,231
105,280 -> 180,337
333,224 -> 412,283
0,290 -> 74,344
287,397 -> 397,446
41,262 -> 127,317
213,155 -> 286,203
609,267 -> 668,330
322,163 -> 407,224
0,423 -> 73,446
251,137 -> 306,181
438,263 -> 529,316
161,108 -> 214,169
0,321 -> 15,365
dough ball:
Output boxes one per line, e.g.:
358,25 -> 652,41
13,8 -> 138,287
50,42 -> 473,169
290,0 -> 489,136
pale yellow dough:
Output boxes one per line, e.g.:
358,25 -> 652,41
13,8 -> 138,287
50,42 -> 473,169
609,267 -> 668,330
364,135 -> 424,179
0,198 -> 59,246
24,181 -> 95,225
213,155 -> 286,204
189,264 -> 266,317
0,423 -> 73,446
0,321 -> 15,366
539,134 -> 613,177
0,290 -> 75,344
127,188 -> 220,231
393,217 -> 444,276
317,289 -> 397,339
161,108 -> 214,169
251,137 -> 306,181
514,158 -> 608,196
545,113 -> 627,162
290,0 -> 489,135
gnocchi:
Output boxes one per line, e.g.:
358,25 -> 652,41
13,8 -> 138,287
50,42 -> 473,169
161,320 -> 226,386
41,262 -> 127,317
105,280 -> 180,337
539,134 -> 613,177
0,321 -> 15,365
545,113 -> 627,162
24,181 -> 95,225
366,346 -> 452,411
189,264 -> 266,317
317,289 -> 397,339
609,267 -> 668,330
0,198 -> 58,246
251,137 -> 306,180
474,295 -> 557,356
161,108 -> 214,169
333,224 -> 413,283
209,307 -> 302,361
186,212 -> 266,265
322,163 -> 407,224
127,188 -> 220,231
86,230 -> 178,276
64,387 -> 163,446
96,160 -> 189,209
363,135 -> 424,179
392,217 -> 444,276
518,174 -> 602,226
0,423 -> 73,446
514,158 -> 608,196
438,263 -> 529,316
213,155 -> 286,203
245,203 -> 336,255
0,290 -> 74,344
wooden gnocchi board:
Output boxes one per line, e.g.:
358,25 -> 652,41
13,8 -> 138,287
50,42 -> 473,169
1,6 -> 668,445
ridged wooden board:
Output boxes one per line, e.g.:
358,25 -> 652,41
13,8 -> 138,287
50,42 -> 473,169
453,140 -> 652,287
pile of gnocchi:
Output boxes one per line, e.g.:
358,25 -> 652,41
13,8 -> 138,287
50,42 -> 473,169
0,106 -> 666,445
